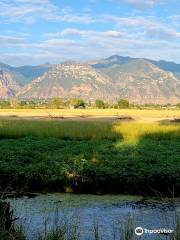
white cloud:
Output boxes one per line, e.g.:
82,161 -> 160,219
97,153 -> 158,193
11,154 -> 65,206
1,33 -> 180,66
171,15 -> 180,21
121,0 -> 166,8
0,0 -> 180,65
4,28 -> 179,65
146,26 -> 180,40
0,0 -> 55,23
1,18 -> 180,66
101,14 -> 180,41
59,28 -> 124,38
102,15 -> 158,28
0,0 -> 95,24
0,35 -> 26,46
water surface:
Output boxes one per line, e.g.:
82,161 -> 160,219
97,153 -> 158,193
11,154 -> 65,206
8,194 -> 180,240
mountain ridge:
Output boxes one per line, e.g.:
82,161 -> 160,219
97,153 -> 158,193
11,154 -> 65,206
97,59 -> 180,104
92,55 -> 180,75
0,55 -> 180,104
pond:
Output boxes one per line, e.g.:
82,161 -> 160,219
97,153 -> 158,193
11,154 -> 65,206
8,194 -> 180,240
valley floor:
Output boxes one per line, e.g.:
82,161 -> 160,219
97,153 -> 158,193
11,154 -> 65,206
0,108 -> 180,122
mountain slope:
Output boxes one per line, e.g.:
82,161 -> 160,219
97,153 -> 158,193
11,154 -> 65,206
99,59 -> 180,104
14,64 -> 51,85
93,55 -> 180,75
92,55 -> 136,68
149,59 -> 180,75
0,62 -> 14,72
0,62 -> 51,86
17,63 -> 118,100
0,71 -> 20,99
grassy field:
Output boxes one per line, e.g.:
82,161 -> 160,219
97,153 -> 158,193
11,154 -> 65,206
0,117 -> 179,196
0,119 -> 179,141
0,108 -> 180,121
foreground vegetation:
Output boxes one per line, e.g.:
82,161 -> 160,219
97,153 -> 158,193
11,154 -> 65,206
0,201 -> 25,240
0,119 -> 179,196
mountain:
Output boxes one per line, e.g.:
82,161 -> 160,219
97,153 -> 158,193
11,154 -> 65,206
149,59 -> 180,75
93,55 -> 180,75
97,59 -> 180,104
92,55 -> 136,68
0,62 -> 14,72
0,56 -> 180,104
14,64 -> 51,85
17,63 -> 118,100
0,62 -> 51,86
0,71 -> 20,99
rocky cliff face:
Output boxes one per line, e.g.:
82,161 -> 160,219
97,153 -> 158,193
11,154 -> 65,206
17,63 -> 118,101
0,71 -> 20,99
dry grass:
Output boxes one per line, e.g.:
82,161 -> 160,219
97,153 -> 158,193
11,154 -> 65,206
0,108 -> 180,121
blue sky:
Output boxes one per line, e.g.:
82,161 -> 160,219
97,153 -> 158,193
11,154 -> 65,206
0,0 -> 180,66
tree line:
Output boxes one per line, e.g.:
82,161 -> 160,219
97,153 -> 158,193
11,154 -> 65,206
0,98 -> 179,109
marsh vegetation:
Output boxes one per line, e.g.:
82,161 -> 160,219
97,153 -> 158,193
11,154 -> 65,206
0,119 -> 179,195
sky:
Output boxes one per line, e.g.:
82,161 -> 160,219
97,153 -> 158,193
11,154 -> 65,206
0,0 -> 180,66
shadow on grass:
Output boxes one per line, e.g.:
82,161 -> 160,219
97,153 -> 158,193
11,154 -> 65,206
0,124 -> 179,197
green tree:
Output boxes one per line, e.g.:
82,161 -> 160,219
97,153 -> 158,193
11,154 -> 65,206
0,100 -> 10,109
69,98 -> 86,109
117,99 -> 130,109
176,103 -> 180,108
49,98 -> 64,109
19,100 -> 27,106
95,99 -> 105,109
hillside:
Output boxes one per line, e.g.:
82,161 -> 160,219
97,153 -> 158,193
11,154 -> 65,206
98,59 -> 180,104
0,62 -> 51,86
14,64 -> 51,85
17,63 -> 118,101
0,71 -> 20,98
92,55 -> 136,68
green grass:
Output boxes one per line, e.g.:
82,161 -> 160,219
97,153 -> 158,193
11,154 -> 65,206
0,120 -> 120,140
0,119 -> 179,141
0,218 -> 25,240
0,119 -> 180,195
